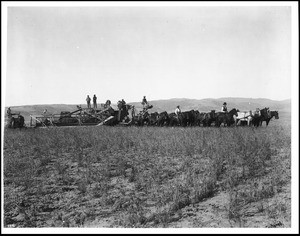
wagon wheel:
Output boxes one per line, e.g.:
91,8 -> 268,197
77,117 -> 82,126
10,118 -> 15,128
49,117 -> 56,126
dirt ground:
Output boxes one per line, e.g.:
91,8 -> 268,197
84,147 -> 291,229
84,180 -> 291,229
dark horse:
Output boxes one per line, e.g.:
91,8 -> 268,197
261,109 -> 279,126
252,107 -> 272,127
259,107 -> 271,126
168,112 -> 181,126
215,108 -> 238,127
271,110 -> 279,119
156,111 -> 169,126
134,110 -> 150,126
8,115 -> 25,129
178,110 -> 198,127
203,110 -> 217,127
148,112 -> 159,126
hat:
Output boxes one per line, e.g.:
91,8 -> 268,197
223,102 -> 227,105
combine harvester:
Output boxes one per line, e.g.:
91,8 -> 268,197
29,104 -> 133,128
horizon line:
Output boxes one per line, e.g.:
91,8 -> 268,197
5,97 -> 291,108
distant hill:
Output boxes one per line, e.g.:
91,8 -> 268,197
4,97 -> 291,125
129,97 -> 291,113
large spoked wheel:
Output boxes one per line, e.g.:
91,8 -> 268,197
10,118 -> 15,129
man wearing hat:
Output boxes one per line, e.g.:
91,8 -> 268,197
221,102 -> 228,112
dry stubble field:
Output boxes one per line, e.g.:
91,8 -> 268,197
3,115 -> 291,228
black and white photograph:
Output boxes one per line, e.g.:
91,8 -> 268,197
1,1 -> 299,234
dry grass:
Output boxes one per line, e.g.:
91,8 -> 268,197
3,121 -> 291,228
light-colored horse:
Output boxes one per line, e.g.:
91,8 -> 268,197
234,111 -> 254,126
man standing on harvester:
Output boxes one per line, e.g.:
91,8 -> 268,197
141,95 -> 153,112
93,94 -> 97,109
86,95 -> 91,108
142,96 -> 148,109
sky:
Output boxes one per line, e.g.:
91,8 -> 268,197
2,2 -> 295,107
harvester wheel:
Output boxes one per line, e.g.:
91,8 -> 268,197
10,118 -> 15,129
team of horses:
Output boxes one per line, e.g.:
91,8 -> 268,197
130,107 -> 279,127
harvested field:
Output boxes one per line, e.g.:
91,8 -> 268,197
3,117 -> 291,230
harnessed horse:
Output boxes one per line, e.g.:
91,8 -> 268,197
251,107 -> 271,127
156,111 -> 169,126
263,110 -> 279,126
215,108 -> 238,127
259,107 -> 272,126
